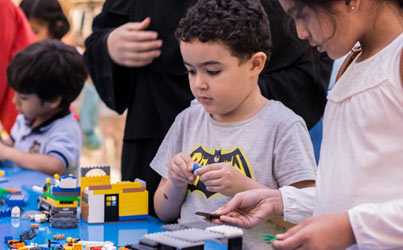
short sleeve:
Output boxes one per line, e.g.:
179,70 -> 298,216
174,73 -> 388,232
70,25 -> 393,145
150,113 -> 184,179
45,122 -> 82,172
273,121 -> 317,187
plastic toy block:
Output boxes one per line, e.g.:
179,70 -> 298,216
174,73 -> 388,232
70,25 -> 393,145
0,170 -> 4,176
143,231 -> 204,248
4,235 -> 12,244
19,228 -> 37,240
161,221 -> 216,231
6,194 -> 27,206
57,175 -> 78,189
259,233 -> 277,244
5,188 -> 21,194
168,229 -> 223,242
0,177 -> 8,183
206,225 -> 243,238
0,208 -> 11,217
192,164 -> 201,173
81,165 -> 111,177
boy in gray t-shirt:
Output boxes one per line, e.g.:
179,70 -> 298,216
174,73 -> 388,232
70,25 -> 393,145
150,0 -> 316,249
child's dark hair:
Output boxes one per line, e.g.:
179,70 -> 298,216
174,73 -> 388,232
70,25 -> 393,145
7,40 -> 87,109
20,0 -> 70,39
176,0 -> 272,63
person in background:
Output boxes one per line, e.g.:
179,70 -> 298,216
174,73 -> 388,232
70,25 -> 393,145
211,0 -> 403,249
84,0 -> 332,216
0,40 -> 86,176
20,0 -> 103,149
19,0 -> 70,40
0,0 -> 36,136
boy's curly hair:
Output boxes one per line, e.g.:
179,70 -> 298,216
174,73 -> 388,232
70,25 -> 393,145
7,40 -> 87,109
176,0 -> 272,63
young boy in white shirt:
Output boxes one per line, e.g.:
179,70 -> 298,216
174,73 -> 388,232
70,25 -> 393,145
0,40 -> 86,176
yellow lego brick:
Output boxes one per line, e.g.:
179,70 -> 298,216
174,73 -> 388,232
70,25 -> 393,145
72,243 -> 82,250
119,191 -> 148,216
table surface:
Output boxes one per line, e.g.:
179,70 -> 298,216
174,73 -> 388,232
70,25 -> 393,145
0,163 -> 226,249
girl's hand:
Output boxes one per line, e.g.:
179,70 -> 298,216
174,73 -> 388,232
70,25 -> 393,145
168,152 -> 195,188
194,162 -> 249,196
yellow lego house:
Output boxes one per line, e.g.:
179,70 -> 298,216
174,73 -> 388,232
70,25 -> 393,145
81,166 -> 148,223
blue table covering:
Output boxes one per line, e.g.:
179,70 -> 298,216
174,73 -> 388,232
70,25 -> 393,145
0,163 -> 225,249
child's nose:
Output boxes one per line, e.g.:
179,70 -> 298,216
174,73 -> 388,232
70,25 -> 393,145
295,22 -> 310,41
194,75 -> 207,89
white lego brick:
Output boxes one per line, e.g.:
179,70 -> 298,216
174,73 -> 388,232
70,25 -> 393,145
206,225 -> 243,238
87,191 -> 104,223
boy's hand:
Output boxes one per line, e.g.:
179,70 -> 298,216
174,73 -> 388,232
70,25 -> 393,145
168,152 -> 195,188
0,142 -> 10,161
194,162 -> 248,196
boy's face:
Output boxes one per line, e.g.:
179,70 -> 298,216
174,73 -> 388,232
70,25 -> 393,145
13,92 -> 55,122
180,40 -> 262,122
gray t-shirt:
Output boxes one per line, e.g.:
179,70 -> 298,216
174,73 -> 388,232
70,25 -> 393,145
151,100 -> 316,250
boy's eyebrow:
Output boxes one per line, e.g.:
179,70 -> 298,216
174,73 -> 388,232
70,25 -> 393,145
183,61 -> 222,67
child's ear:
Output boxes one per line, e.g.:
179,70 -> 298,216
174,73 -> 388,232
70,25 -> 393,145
47,97 -> 62,109
249,52 -> 267,76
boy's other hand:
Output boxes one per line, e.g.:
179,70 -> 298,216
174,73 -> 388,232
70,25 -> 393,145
107,17 -> 163,67
168,152 -> 195,188
194,162 -> 248,196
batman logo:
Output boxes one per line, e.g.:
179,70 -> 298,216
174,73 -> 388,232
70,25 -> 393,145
188,146 -> 253,198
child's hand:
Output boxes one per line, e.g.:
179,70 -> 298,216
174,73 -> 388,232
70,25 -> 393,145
168,152 -> 195,188
194,162 -> 249,196
0,142 -> 9,161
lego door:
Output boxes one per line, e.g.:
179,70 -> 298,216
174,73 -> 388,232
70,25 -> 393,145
104,194 -> 119,222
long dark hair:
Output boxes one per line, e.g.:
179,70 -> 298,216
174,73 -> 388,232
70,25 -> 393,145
20,0 -> 70,39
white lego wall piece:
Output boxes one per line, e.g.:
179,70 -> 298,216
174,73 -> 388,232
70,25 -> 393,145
59,176 -> 78,189
86,189 -> 105,223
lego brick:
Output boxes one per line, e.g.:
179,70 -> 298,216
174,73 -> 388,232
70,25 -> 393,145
6,194 -> 27,206
122,187 -> 146,193
143,232 -> 204,249
0,208 -> 11,217
57,175 -> 78,189
87,190 -> 104,223
89,184 -> 112,190
161,221 -> 216,231
119,214 -> 147,221
206,225 -> 243,238
168,229 -> 223,242
81,165 -> 111,177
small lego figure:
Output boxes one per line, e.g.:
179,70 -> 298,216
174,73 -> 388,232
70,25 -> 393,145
11,206 -> 20,218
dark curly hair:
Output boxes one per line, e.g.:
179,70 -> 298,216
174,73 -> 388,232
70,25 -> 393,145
7,40 -> 87,109
20,0 -> 70,40
176,0 -> 272,63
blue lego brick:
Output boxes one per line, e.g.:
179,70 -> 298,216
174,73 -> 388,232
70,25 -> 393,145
4,235 -> 12,244
51,186 -> 80,193
192,164 -> 201,173
119,214 -> 148,221
0,208 -> 11,217
5,194 -> 27,207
